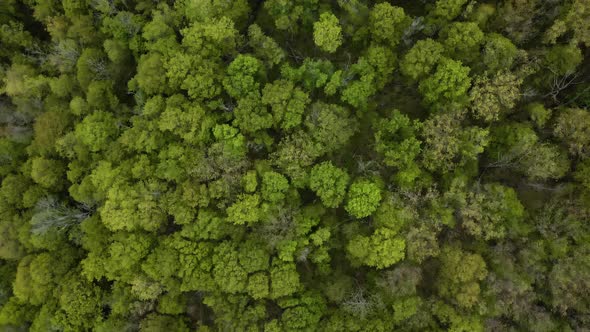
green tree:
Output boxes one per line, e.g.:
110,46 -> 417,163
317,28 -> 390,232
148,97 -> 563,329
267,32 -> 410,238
313,12 -> 343,53
223,54 -> 263,99
227,194 -> 262,225
374,110 -> 421,168
30,157 -> 66,190
369,3 -> 410,47
554,108 -> 590,156
440,22 -> 484,63
437,246 -> 487,308
261,171 -> 289,203
400,39 -> 445,81
460,184 -> 525,240
247,24 -> 285,67
483,33 -> 519,71
309,161 -> 349,208
347,227 -> 406,269
345,179 -> 382,218
262,80 -> 310,130
419,58 -> 472,109
470,71 -> 523,122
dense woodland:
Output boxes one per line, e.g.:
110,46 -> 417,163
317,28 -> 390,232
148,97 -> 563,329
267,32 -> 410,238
0,0 -> 590,331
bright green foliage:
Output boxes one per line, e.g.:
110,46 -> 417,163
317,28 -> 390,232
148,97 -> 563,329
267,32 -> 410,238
242,170 -> 258,193
262,80 -> 310,130
309,161 -> 349,208
212,242 -> 248,293
419,59 -> 472,109
74,111 -> 118,152
345,179 -> 382,218
347,227 -> 406,269
374,110 -> 421,168
400,39 -> 445,81
270,261 -> 301,299
54,271 -> 103,330
305,102 -> 358,154
247,272 -> 270,299
527,103 -> 552,127
233,91 -> 274,133
393,296 -> 422,323
14,251 -> 76,305
440,22 -> 484,62
554,108 -> 590,156
83,232 -> 154,282
179,0 -> 250,27
460,184 -> 525,240
437,246 -> 487,308
1,1 -> 589,330
369,3 -> 411,47
223,54 -> 263,99
313,12 -> 342,53
30,157 -> 65,189
227,194 -> 262,225
261,171 -> 289,202
100,181 -> 167,231
181,17 -> 238,58
433,302 -> 484,332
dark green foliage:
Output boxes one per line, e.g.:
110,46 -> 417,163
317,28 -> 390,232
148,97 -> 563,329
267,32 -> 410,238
0,1 -> 589,331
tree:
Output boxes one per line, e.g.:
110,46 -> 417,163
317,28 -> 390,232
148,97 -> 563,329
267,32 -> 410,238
437,246 -> 487,308
554,108 -> 590,156
247,24 -> 285,67
369,3 -> 411,48
425,0 -> 470,32
309,161 -> 349,208
212,242 -> 248,294
347,227 -> 406,269
223,54 -> 263,99
261,171 -> 289,203
345,179 -> 382,218
180,0 -> 250,27
304,102 -> 358,155
262,80 -> 310,130
313,12 -> 343,53
460,184 -> 525,240
227,194 -> 262,225
270,261 -> 301,299
470,71 -> 523,122
420,111 -> 489,174
419,58 -> 472,109
74,111 -> 118,152
440,22 -> 484,63
374,110 -> 421,168
263,0 -> 319,31
76,48 -> 109,91
30,157 -> 66,190
100,181 -> 167,232
483,33 -> 519,71
400,39 -> 445,81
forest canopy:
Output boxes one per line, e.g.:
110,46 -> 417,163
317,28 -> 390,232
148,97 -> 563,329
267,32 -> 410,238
1,0 -> 590,331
